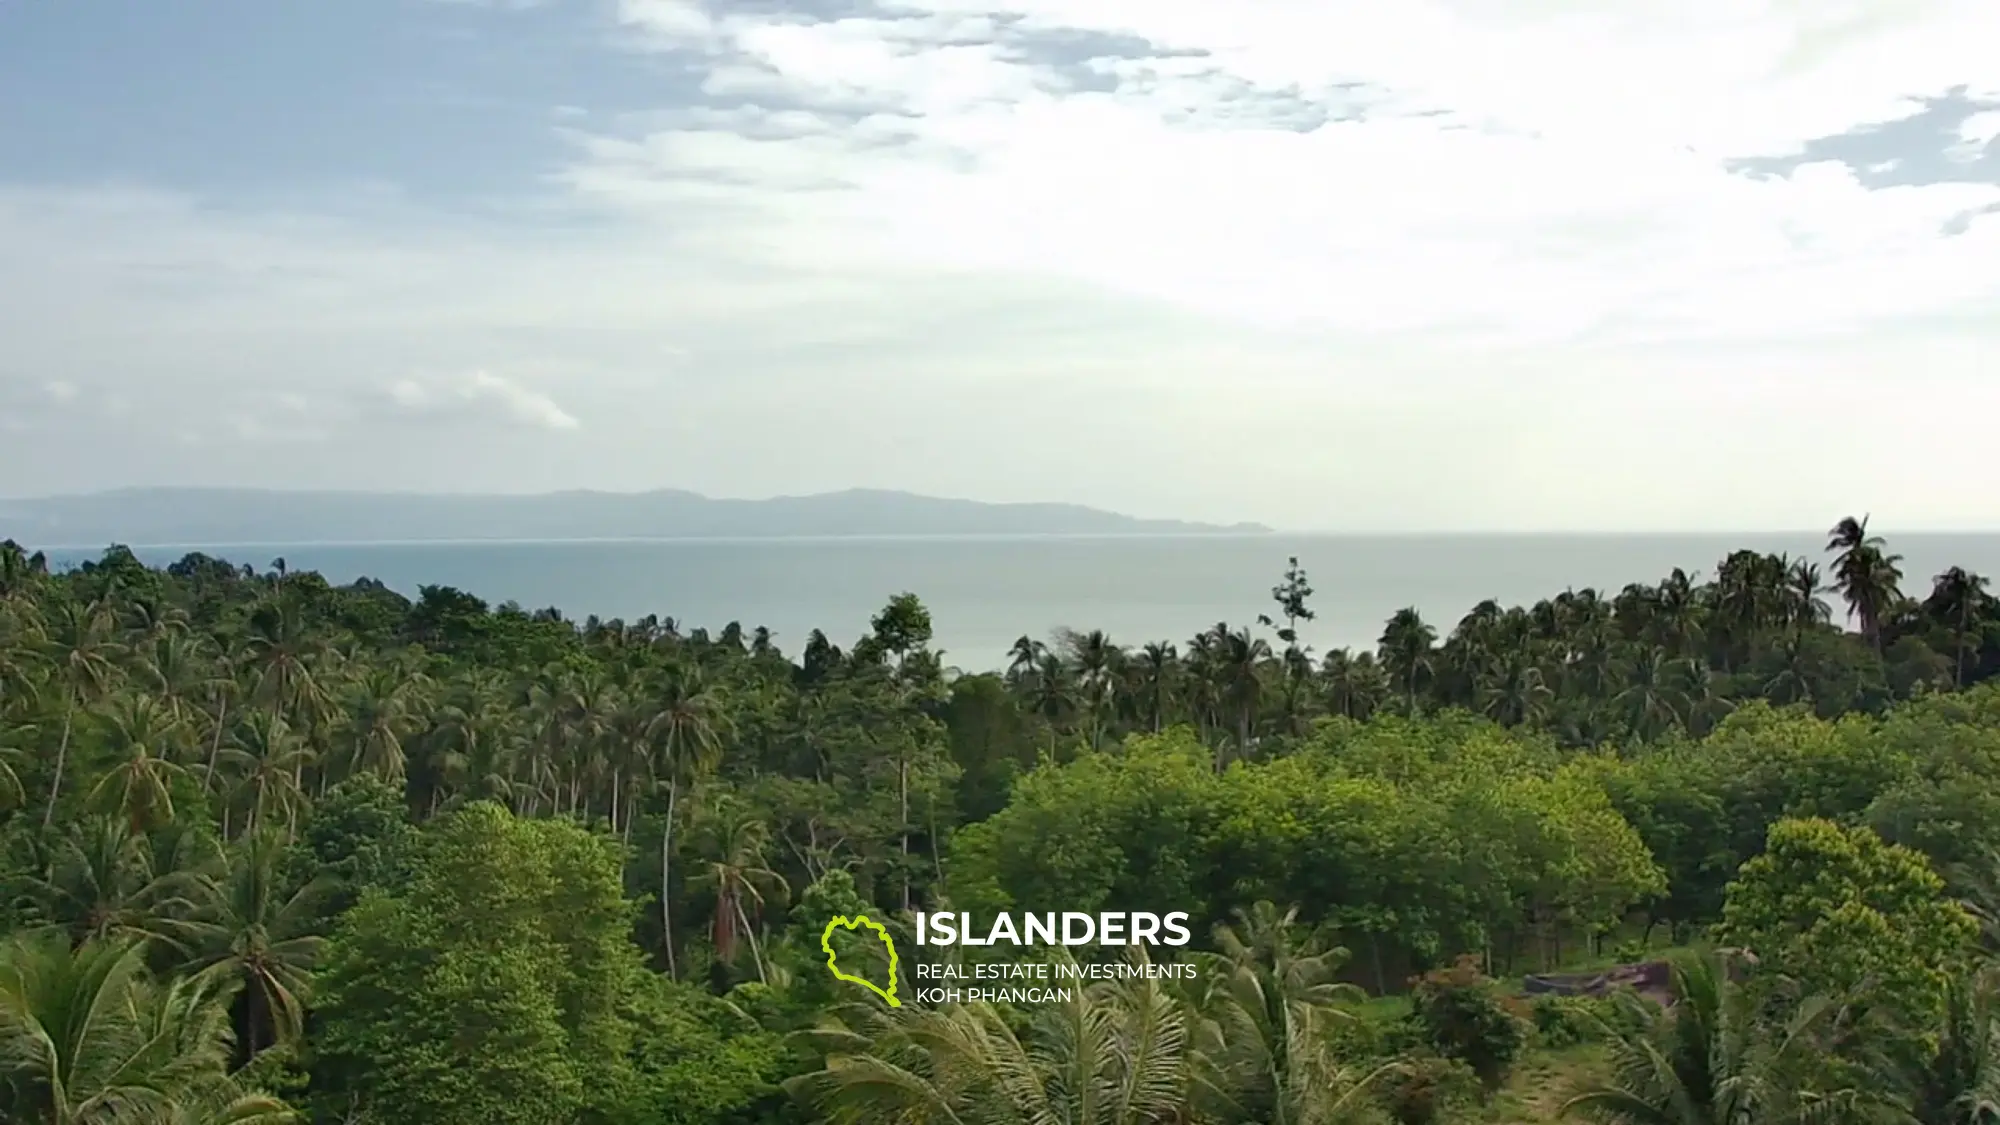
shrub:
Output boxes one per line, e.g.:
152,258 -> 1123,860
1528,994 -> 1603,1048
1406,955 -> 1527,1094
1378,1054 -> 1482,1125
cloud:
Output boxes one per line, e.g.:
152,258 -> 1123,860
4,0 -> 2000,527
576,0 -> 2000,344
385,371 -> 581,431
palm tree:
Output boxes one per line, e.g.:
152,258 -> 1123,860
1827,515 -> 1904,650
22,817 -> 210,951
1213,625 -> 1271,767
1320,649 -> 1388,721
1193,902 -> 1382,1125
0,933 -> 291,1125
1061,629 -> 1123,751
1478,654 -> 1554,727
180,829 -> 327,1057
1927,568 -> 1994,689
1136,642 -> 1178,733
1784,558 -> 1831,636
690,801 -> 787,984
88,696 -> 192,833
1614,650 -> 1686,742
215,714 -> 311,839
647,665 -> 725,980
133,632 -> 226,750
1562,949 -> 1887,1125
42,600 -> 125,827
1882,963 -> 2000,1125
1023,652 -> 1074,754
786,947 -> 1192,1125
1379,608 -> 1436,717
335,662 -> 431,785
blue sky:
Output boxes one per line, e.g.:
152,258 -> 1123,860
3,0 -> 1999,530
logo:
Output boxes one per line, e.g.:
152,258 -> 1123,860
821,914 -> 901,1006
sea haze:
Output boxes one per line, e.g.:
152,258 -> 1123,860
0,487 -> 1269,544
37,533 -> 2000,670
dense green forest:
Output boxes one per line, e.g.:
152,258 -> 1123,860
2,516 -> 2000,1125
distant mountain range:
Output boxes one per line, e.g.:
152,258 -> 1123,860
0,488 -> 1271,546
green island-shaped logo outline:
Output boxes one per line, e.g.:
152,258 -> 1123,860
820,914 -> 901,1006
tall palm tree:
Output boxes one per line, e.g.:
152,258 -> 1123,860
1379,608 -> 1436,717
1827,515 -> 1904,650
86,695 -> 190,832
647,665 -> 726,980
690,801 -> 787,984
1213,625 -> 1271,767
1478,654 -> 1554,727
335,662 -> 431,786
1135,642 -> 1179,733
1614,649 -> 1686,742
1062,629 -> 1123,751
180,829 -> 327,1057
215,714 -> 311,839
1927,568 -> 1994,689
1784,558 -> 1832,637
22,817 -> 210,951
42,600 -> 125,827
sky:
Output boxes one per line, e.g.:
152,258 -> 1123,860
1,0 -> 1998,532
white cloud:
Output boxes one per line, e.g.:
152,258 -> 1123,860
3,0 -> 2000,527
588,0 -> 2000,344
386,371 -> 581,431
1952,109 -> 2000,160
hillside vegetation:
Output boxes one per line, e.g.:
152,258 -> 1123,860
0,515 -> 1997,1125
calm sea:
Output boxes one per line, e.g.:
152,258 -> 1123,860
40,534 -> 2000,670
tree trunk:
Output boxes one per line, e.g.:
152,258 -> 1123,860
205,697 -> 229,790
661,779 -> 679,979
899,757 -> 911,913
43,693 -> 75,828
740,902 -> 768,984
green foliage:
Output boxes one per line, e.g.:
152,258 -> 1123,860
6,526 -> 2000,1125
1405,955 -> 1528,1094
1721,817 -> 1978,1025
1526,994 -> 1607,1049
310,803 -> 765,1125
1378,1054 -> 1483,1125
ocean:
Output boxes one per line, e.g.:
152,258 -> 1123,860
40,533 -> 2000,670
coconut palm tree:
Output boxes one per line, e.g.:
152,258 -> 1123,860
179,828 -> 328,1057
786,947 -> 1192,1125
1827,515 -> 1905,650
1135,642 -> 1179,733
22,817 -> 211,951
41,599 -> 125,827
215,714 -> 311,839
689,800 -> 787,984
1213,625 -> 1271,767
1880,963 -> 2000,1125
1191,902 -> 1382,1125
87,696 -> 191,833
1926,568 -> 1994,689
1561,949 -> 1887,1125
1379,608 -> 1436,717
0,933 -> 292,1125
647,664 -> 726,980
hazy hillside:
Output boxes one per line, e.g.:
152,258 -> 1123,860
0,488 -> 1271,545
